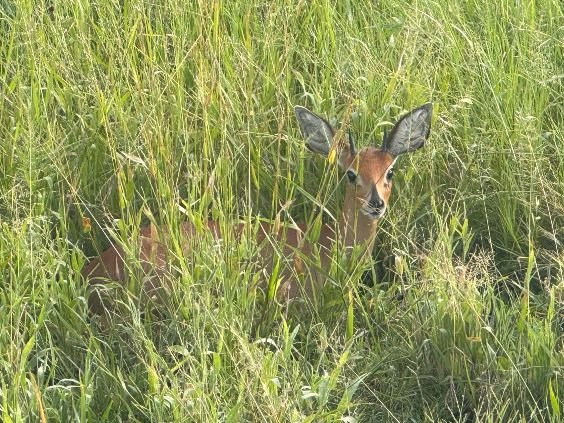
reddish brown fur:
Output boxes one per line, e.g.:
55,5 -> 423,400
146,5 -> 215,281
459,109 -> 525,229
341,147 -> 395,211
82,102 -> 428,314
83,150 -> 394,314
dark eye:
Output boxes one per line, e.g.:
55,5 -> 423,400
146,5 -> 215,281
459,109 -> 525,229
386,168 -> 394,180
346,170 -> 357,184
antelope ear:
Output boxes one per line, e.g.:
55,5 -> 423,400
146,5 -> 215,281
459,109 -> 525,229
294,106 -> 335,157
382,103 -> 433,156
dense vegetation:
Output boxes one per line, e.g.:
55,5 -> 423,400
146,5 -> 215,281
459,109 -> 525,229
1,0 -> 562,421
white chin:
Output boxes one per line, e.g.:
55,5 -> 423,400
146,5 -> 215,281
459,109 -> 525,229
362,208 -> 386,220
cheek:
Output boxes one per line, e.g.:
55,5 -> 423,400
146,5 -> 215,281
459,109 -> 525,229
382,182 -> 392,204
354,187 -> 371,203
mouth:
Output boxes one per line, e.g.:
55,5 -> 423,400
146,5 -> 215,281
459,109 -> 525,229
361,206 -> 386,220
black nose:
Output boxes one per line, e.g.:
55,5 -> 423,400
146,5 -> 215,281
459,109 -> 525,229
369,197 -> 384,211
368,185 -> 385,214
368,185 -> 385,212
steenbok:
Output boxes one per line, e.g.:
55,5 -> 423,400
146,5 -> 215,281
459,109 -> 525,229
83,103 -> 433,313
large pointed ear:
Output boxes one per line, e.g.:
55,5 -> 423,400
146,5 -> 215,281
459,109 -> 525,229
381,103 -> 433,157
294,106 -> 335,157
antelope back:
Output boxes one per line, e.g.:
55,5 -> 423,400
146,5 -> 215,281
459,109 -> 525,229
83,221 -> 335,312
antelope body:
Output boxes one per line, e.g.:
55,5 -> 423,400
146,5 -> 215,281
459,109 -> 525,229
83,104 -> 433,313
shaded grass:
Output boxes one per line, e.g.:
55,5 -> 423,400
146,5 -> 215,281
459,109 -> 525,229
1,0 -> 563,421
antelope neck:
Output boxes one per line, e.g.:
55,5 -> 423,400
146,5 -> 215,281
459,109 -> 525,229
339,205 -> 380,252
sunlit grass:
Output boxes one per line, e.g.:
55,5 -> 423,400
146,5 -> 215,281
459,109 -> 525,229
0,0 -> 562,421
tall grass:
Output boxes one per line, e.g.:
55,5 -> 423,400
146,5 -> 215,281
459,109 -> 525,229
1,0 -> 562,421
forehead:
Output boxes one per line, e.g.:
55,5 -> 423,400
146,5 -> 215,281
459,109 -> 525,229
347,147 -> 395,174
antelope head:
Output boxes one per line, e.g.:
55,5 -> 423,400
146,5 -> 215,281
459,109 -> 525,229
294,103 -> 433,243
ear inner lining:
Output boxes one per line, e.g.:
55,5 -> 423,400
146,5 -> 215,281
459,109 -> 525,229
381,103 -> 433,157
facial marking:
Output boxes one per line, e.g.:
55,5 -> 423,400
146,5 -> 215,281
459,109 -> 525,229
345,147 -> 396,220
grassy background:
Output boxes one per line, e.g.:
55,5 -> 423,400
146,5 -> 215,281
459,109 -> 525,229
1,0 -> 563,421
